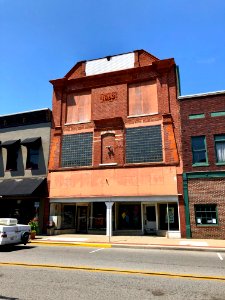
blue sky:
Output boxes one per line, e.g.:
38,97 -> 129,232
0,0 -> 225,115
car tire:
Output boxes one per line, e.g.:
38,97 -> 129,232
21,231 -> 30,245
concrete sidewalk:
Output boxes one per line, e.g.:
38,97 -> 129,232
30,234 -> 225,252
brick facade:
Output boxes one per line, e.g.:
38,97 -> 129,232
48,50 -> 185,237
180,92 -> 225,173
49,57 -> 182,171
180,91 -> 225,239
188,178 -> 225,239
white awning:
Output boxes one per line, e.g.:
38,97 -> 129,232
50,195 -> 178,203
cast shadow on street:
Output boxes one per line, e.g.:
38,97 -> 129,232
0,245 -> 36,252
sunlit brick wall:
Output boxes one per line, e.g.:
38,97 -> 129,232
188,178 -> 225,239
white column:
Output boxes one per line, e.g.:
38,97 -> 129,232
167,203 -> 170,232
105,202 -> 114,237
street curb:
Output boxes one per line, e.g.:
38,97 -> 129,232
112,244 -> 225,252
30,241 -> 111,248
30,240 -> 225,252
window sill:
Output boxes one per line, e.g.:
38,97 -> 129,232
196,224 -> 219,227
99,163 -> 118,167
216,162 -> 225,166
192,163 -> 210,167
65,121 -> 91,125
127,112 -> 158,118
124,161 -> 164,167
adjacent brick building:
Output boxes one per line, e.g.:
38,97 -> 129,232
180,90 -> 225,239
48,50 -> 186,238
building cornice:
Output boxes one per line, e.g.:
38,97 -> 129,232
179,90 -> 225,100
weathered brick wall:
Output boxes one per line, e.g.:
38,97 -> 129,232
93,129 -> 124,166
92,84 -> 127,121
48,51 -> 186,236
67,61 -> 85,80
188,178 -> 225,239
180,93 -> 225,172
49,60 -> 182,170
138,50 -> 159,67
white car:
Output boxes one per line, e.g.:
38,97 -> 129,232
0,218 -> 31,246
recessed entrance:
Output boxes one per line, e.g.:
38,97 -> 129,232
144,205 -> 157,235
76,206 -> 88,233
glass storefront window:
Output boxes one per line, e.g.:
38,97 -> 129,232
118,204 -> 141,230
61,205 -> 76,229
159,203 -> 179,230
91,203 -> 106,230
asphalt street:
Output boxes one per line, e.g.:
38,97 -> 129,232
0,245 -> 225,299
0,244 -> 225,277
1,264 -> 225,300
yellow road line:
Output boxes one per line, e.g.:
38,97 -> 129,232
1,261 -> 225,282
30,241 -> 111,248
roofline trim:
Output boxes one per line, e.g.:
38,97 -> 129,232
179,90 -> 225,100
0,108 -> 51,118
63,49 -> 160,80
85,50 -> 135,63
78,49 -> 159,63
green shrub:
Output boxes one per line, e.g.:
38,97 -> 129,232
28,218 -> 39,233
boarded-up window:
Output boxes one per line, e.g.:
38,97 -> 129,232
66,91 -> 91,123
128,81 -> 158,116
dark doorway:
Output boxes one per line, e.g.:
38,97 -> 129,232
146,206 -> 156,222
76,206 -> 88,233
144,205 -> 156,234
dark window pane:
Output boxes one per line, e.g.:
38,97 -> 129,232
6,147 -> 18,171
26,146 -> 39,169
193,151 -> 207,163
61,133 -> 93,167
195,204 -> 217,225
192,136 -> 205,150
126,125 -> 163,163
214,134 -> 225,141
191,136 -> 207,164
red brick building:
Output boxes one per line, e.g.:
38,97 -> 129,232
180,90 -> 225,239
48,50 -> 186,238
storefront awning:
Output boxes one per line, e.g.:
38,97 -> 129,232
20,137 -> 41,145
0,177 -> 46,196
50,195 -> 179,203
1,140 -> 20,147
